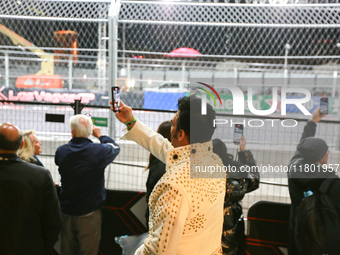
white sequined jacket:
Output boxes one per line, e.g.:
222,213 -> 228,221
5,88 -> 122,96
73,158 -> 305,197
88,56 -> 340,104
121,120 -> 226,255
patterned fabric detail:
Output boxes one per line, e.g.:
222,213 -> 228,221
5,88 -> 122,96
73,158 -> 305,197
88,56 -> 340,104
136,136 -> 226,254
167,145 -> 190,167
190,141 -> 227,179
145,183 -> 182,254
183,213 -> 207,234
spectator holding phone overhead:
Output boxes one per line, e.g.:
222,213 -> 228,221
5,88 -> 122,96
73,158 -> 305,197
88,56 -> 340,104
288,107 -> 340,255
213,137 -> 259,255
111,95 -> 226,255
55,114 -> 120,255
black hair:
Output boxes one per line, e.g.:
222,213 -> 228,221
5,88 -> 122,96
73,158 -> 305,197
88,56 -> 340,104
0,132 -> 23,151
212,138 -> 234,166
177,95 -> 216,144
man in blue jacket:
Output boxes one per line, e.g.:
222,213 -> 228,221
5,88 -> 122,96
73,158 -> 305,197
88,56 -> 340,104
55,114 -> 120,255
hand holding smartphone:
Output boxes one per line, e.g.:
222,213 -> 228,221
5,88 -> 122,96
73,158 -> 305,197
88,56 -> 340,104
111,86 -> 120,112
320,97 -> 328,115
233,124 -> 244,145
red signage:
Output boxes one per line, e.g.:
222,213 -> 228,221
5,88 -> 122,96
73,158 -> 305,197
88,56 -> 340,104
0,86 -> 96,104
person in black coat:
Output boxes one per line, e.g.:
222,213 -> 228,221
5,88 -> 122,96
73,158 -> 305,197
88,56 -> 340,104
0,122 -> 62,255
213,137 -> 259,255
144,120 -> 172,229
288,107 -> 340,255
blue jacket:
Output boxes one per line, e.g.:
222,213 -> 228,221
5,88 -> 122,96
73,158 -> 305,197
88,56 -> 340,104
55,136 -> 120,216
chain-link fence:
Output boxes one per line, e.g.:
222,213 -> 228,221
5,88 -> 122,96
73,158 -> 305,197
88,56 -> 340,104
0,100 -> 173,190
2,1 -> 340,93
0,0 -> 110,90
2,0 -> 340,219
115,1 -> 340,93
1,100 -> 340,216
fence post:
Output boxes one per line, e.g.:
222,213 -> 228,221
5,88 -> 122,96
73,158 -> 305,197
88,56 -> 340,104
181,61 -> 185,91
127,58 -> 131,87
234,67 -> 238,86
334,47 -> 340,150
140,72 -> 143,91
98,22 -> 107,91
337,78 -> 340,149
71,99 -> 84,115
332,71 -> 337,97
284,43 -> 290,87
5,53 -> 9,88
108,0 -> 121,139
68,55 -> 73,90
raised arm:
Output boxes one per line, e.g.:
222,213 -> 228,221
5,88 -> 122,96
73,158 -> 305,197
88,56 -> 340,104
301,106 -> 326,141
237,136 -> 259,193
290,107 -> 326,163
111,101 -> 172,163
92,125 -> 120,167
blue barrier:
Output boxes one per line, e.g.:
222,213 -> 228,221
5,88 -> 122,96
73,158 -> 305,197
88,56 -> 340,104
143,92 -> 187,110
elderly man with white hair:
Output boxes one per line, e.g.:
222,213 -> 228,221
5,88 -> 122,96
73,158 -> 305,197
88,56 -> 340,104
55,114 -> 120,255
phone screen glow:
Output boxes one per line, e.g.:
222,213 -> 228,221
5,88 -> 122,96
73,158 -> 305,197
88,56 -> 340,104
320,99 -> 328,114
234,126 -> 243,143
114,88 -> 120,109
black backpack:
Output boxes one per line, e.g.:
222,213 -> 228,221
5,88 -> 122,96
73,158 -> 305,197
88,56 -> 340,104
295,178 -> 340,255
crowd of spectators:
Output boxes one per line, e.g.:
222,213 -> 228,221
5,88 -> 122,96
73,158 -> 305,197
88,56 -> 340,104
0,95 -> 339,255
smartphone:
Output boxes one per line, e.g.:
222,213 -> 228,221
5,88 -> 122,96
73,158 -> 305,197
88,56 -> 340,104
111,86 -> 120,112
233,124 -> 244,145
320,97 -> 328,115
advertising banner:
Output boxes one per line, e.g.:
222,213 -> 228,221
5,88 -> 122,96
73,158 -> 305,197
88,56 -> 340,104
92,117 -> 108,127
0,86 -> 145,108
0,86 -> 108,105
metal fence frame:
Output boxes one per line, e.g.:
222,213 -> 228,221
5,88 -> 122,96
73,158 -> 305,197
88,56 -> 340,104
2,1 -> 340,92
2,99 -> 340,211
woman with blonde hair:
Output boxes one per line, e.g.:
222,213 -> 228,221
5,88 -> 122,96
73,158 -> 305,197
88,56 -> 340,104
18,130 -> 44,167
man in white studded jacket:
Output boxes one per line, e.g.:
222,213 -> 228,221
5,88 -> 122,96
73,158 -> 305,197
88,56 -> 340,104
111,95 -> 226,255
